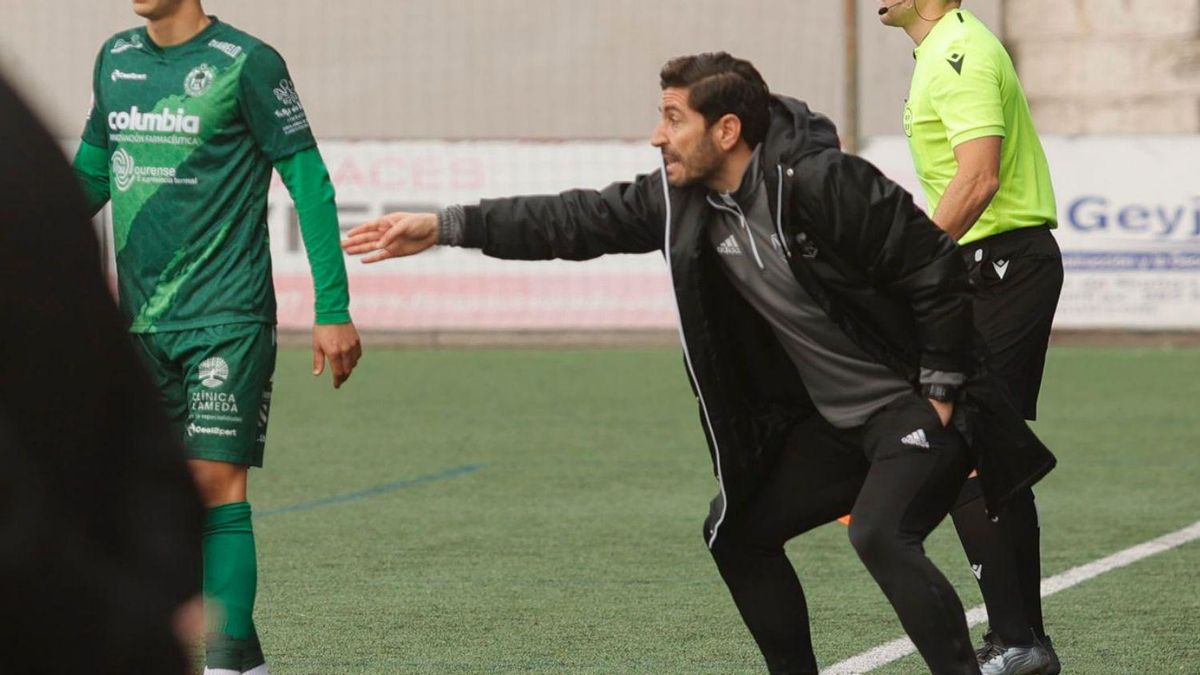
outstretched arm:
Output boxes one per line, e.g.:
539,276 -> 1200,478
342,173 -> 668,264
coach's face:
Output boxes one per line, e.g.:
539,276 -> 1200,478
131,0 -> 188,20
651,87 -> 724,188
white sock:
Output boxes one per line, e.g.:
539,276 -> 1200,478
242,665 -> 269,675
203,669 -> 240,675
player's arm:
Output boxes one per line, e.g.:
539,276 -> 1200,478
274,148 -> 361,388
239,44 -> 360,388
927,46 -> 1006,240
73,46 -> 112,216
72,141 -> 110,216
341,175 -> 667,263
795,149 -> 972,424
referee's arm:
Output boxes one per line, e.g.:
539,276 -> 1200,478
925,44 -> 1006,241
932,135 -> 1000,240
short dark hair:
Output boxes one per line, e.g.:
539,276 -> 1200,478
659,52 -> 772,147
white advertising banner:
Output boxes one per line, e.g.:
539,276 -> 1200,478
862,135 -> 1200,330
264,141 -> 676,330
89,136 -> 1199,330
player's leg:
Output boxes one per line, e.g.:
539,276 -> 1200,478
130,331 -> 191,430
848,394 -> 979,675
193,459 -> 255,674
953,228 -> 1063,660
174,323 -> 277,675
707,415 -> 868,674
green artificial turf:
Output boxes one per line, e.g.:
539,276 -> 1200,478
243,346 -> 1200,673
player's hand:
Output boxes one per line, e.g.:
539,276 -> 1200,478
929,399 -> 954,427
342,212 -> 439,263
313,322 -> 362,389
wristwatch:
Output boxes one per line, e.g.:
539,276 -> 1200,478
921,383 -> 958,402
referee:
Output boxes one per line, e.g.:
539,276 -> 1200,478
880,3 -> 1062,674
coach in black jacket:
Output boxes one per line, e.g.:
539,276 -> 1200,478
345,53 -> 1053,675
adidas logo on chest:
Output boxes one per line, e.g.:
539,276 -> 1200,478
717,235 -> 743,256
900,429 -> 930,449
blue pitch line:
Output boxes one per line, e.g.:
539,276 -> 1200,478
257,463 -> 484,518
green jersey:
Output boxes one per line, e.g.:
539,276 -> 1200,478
904,9 -> 1057,245
82,18 -> 316,332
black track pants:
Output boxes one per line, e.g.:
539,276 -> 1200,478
708,395 -> 980,675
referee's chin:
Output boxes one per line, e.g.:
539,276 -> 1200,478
877,4 -> 906,27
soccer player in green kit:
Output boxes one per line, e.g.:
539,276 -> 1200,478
72,1 -> 362,673
880,2 -> 1062,674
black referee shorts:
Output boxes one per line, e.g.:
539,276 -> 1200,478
961,225 -> 1063,421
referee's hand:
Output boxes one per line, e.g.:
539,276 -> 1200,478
342,212 -> 439,263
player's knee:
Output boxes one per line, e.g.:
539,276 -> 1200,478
188,460 -> 248,507
847,517 -> 896,569
705,515 -> 749,566
703,513 -> 726,555
707,517 -> 784,569
702,493 -> 726,549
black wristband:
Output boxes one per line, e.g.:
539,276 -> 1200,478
921,383 -> 958,402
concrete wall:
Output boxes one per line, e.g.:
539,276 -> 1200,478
0,0 -> 998,143
1006,0 -> 1200,133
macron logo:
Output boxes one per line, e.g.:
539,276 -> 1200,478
947,52 -> 965,75
971,564 -> 984,580
717,235 -> 743,256
993,259 -> 1010,280
900,429 -> 930,449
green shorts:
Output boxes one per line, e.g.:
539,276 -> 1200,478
132,322 -> 277,467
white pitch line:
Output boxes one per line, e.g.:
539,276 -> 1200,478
824,519 -> 1200,674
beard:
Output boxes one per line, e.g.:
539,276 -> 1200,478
665,135 -> 723,188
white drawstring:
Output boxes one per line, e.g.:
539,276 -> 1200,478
775,165 -> 791,257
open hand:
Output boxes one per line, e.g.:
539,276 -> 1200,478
341,212 -> 439,263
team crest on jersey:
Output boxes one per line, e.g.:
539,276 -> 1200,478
272,79 -> 310,136
903,104 -> 914,138
184,63 -> 217,97
199,356 -> 231,388
273,79 -> 301,107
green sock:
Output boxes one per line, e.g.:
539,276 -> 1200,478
241,622 -> 266,671
203,501 -> 258,670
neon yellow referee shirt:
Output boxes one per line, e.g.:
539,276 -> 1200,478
905,8 -> 1056,245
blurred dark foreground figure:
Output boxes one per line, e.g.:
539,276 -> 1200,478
0,73 -> 204,674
